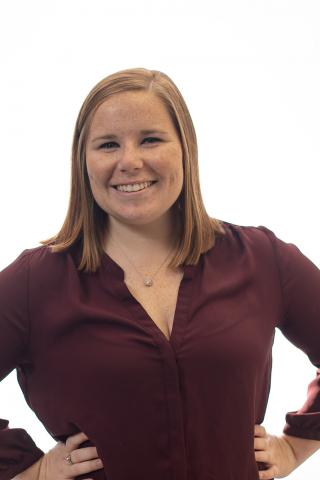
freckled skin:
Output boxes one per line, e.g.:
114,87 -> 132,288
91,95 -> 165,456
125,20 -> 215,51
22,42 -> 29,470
85,91 -> 184,232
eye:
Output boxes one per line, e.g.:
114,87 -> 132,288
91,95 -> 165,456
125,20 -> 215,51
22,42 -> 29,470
99,137 -> 161,149
99,141 -> 117,149
143,137 -> 160,144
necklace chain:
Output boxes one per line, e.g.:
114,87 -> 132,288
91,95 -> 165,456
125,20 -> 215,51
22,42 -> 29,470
108,234 -> 174,287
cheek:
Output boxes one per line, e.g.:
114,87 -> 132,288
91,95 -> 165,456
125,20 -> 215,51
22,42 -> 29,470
168,162 -> 184,188
86,168 -> 98,186
161,149 -> 183,186
86,156 -> 105,185
168,172 -> 180,187
85,156 -> 93,180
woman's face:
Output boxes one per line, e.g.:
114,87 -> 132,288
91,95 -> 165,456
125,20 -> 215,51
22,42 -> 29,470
85,90 -> 184,228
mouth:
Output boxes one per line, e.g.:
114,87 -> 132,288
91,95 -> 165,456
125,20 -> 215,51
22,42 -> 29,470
112,180 -> 158,196
111,180 -> 158,194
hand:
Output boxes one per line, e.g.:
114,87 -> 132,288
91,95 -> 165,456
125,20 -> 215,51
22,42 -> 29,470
38,431 -> 104,480
254,424 -> 298,479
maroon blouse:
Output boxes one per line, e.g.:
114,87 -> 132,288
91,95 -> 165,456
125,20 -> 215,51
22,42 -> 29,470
0,221 -> 319,480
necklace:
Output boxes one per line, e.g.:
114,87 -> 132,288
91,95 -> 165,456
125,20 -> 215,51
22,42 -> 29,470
108,235 -> 174,287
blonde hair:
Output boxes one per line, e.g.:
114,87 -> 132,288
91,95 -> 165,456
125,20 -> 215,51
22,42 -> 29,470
40,68 -> 226,272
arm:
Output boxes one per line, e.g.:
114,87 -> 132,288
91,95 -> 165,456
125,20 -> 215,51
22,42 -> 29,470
282,433 -> 320,467
282,367 -> 320,466
0,250 -> 45,480
253,227 -> 320,477
259,226 -> 320,441
11,457 -> 43,480
0,251 -> 104,480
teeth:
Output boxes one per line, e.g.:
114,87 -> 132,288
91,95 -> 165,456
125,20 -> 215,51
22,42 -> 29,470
116,181 -> 153,192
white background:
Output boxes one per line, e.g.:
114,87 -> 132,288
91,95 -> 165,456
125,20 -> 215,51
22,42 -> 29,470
0,0 -> 319,478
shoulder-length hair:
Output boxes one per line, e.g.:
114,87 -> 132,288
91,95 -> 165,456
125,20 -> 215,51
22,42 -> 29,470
40,67 -> 226,273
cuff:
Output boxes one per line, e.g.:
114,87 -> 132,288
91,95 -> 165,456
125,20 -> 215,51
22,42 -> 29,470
283,410 -> 320,441
0,421 -> 45,480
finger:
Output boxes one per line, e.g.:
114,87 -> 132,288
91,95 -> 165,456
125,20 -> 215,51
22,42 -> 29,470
255,450 -> 271,463
258,465 -> 278,479
69,458 -> 104,477
71,446 -> 100,463
66,431 -> 89,450
254,437 -> 268,450
254,425 -> 267,437
254,424 -> 266,436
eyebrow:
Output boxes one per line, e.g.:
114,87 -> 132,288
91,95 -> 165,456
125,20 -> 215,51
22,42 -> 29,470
91,129 -> 168,143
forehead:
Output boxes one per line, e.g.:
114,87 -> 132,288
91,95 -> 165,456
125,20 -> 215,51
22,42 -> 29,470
88,91 -> 173,133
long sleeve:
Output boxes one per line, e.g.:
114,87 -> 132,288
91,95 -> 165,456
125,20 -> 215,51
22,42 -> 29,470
259,226 -> 320,440
0,250 -> 44,480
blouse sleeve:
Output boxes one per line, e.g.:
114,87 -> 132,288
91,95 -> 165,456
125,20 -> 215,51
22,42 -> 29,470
258,226 -> 320,440
0,249 -> 45,480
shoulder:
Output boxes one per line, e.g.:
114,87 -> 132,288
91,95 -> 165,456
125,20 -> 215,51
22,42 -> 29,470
15,244 -> 67,268
217,220 -> 318,272
1,244 -> 76,284
218,220 -> 278,253
200,220 -> 281,273
206,220 -> 299,275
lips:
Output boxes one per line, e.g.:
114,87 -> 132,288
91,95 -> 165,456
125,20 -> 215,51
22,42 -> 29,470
112,181 -> 158,194
112,180 -> 157,188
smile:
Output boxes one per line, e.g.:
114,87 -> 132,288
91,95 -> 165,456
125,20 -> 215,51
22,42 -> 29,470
112,181 -> 158,195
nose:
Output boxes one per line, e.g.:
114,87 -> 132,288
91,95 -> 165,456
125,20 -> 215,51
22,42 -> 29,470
117,143 -> 144,172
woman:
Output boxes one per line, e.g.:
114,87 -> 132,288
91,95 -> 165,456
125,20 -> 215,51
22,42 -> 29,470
1,68 -> 319,480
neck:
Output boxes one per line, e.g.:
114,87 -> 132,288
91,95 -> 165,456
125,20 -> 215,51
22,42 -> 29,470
104,212 -> 181,263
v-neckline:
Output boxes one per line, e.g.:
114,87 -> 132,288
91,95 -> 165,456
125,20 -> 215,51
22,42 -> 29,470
124,269 -> 185,342
100,250 -> 199,347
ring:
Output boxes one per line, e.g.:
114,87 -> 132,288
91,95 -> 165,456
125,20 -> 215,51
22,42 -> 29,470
65,453 -> 73,465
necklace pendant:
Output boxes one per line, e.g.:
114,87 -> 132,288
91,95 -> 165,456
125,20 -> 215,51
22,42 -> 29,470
143,278 -> 153,287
